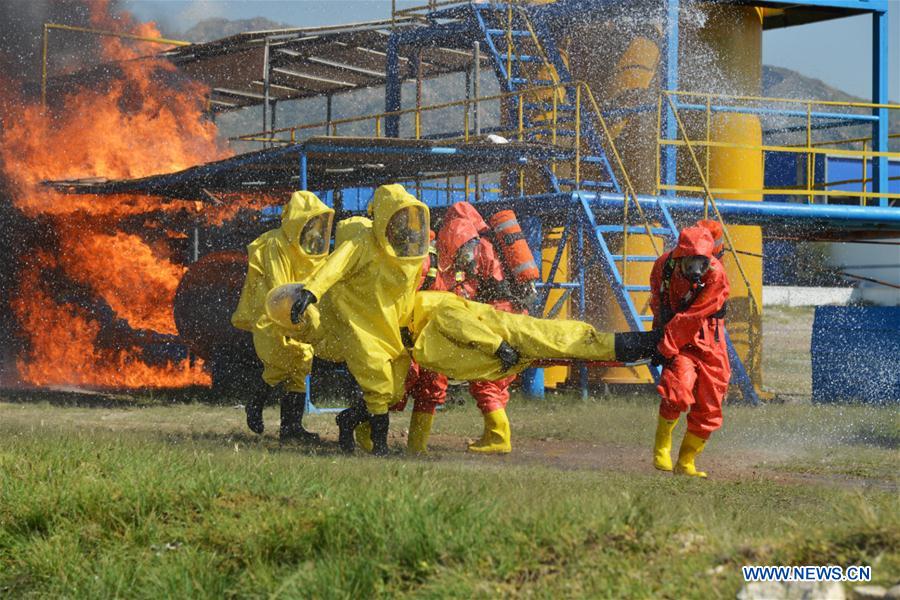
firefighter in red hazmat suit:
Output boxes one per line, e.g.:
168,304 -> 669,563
649,226 -> 731,478
404,202 -> 524,454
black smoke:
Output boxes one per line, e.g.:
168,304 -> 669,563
0,0 -> 133,93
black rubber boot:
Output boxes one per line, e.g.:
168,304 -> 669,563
245,395 -> 265,435
369,413 -> 390,457
279,392 -> 320,443
614,329 -> 664,363
336,405 -> 369,454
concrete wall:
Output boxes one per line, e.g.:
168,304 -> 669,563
827,240 -> 900,306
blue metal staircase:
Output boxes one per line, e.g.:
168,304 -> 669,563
470,2 -> 759,403
471,1 -> 619,195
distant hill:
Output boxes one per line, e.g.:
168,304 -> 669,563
762,65 -> 899,150
762,65 -> 861,103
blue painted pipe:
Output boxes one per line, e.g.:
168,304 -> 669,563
475,192 -> 900,235
609,193 -> 900,231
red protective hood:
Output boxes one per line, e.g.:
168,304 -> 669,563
437,218 -> 479,271
672,226 -> 715,259
696,219 -> 724,249
442,201 -> 489,235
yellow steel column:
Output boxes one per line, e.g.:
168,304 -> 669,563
41,24 -> 49,108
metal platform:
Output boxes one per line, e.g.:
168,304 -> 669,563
44,17 -> 492,114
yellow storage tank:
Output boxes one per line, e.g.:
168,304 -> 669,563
541,227 -> 569,388
700,6 -> 766,395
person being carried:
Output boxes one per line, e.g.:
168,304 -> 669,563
649,226 -> 731,478
270,287 -> 662,419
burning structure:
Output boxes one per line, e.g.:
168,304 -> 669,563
3,0 -> 899,402
0,1 -> 232,389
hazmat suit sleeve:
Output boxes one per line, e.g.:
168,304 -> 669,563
302,237 -> 363,301
659,264 -> 730,358
648,254 -> 666,328
231,240 -> 272,331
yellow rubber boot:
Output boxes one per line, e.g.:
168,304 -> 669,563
354,422 -> 373,453
407,411 -> 434,455
467,408 -> 511,454
674,432 -> 708,478
653,416 -> 678,472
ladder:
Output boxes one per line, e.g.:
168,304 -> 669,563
471,1 -> 619,195
471,2 -> 758,403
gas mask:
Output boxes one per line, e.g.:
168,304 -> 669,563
680,255 -> 710,283
454,238 -> 479,275
298,213 -> 333,256
386,206 -> 429,257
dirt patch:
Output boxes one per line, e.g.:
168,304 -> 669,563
415,434 -> 897,491
3,395 -> 894,492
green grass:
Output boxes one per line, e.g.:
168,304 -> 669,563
1,396 -> 897,598
761,306 -> 814,396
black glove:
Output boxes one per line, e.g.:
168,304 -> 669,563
495,340 -> 520,371
289,289 -> 317,324
650,350 -> 670,368
613,329 -> 664,363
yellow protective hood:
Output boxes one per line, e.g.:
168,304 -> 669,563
280,190 -> 334,253
231,191 -> 332,334
368,184 -> 430,261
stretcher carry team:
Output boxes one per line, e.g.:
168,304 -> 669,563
233,184 -> 731,477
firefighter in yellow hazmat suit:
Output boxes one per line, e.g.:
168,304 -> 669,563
289,184 -> 430,455
231,191 -> 334,442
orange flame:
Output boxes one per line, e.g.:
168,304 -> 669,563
57,221 -> 187,334
0,2 -> 247,389
11,252 -> 207,388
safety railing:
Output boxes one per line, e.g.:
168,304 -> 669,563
794,133 -> 900,206
233,78 -> 662,258
579,84 -> 663,268
491,0 -> 566,191
234,83 -> 564,145
391,0 -> 540,20
232,81 -> 577,201
657,90 -> 900,207
391,0 -> 466,19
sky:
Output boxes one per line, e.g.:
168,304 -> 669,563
122,0 -> 900,101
